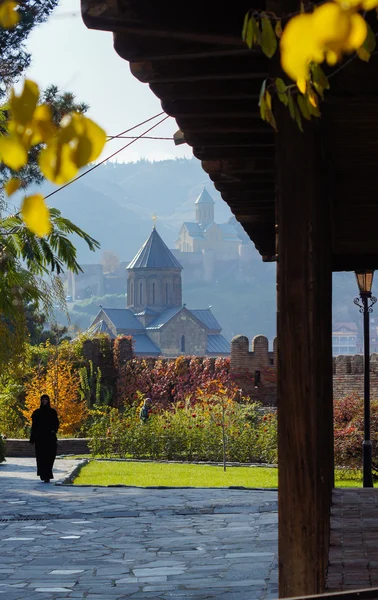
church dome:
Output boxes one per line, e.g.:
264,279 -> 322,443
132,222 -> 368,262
127,228 -> 182,270
194,188 -> 215,205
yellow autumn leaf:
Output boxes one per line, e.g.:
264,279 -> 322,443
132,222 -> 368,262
4,177 -> 21,196
280,13 -> 321,83
10,80 -> 39,126
362,0 -> 378,9
0,134 -> 27,170
308,90 -> 318,108
72,136 -> 92,168
334,0 -> 378,8
297,78 -> 307,94
343,13 -> 367,51
30,104 -> 56,145
58,113 -> 82,144
39,142 -> 78,184
281,3 -> 367,83
81,117 -> 106,163
0,0 -> 20,28
21,194 -> 52,237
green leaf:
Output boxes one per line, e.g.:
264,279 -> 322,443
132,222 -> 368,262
297,94 -> 311,120
258,80 -> 267,107
265,108 -> 277,131
307,95 -> 321,118
242,11 -> 250,41
242,13 -> 258,48
287,93 -> 295,120
260,94 -> 267,121
276,78 -> 288,106
260,17 -> 277,58
362,22 -> 376,54
275,19 -> 282,39
293,100 -> 303,132
357,47 -> 371,62
311,64 -> 329,99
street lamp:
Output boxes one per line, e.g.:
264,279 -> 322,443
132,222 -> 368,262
354,270 -> 377,488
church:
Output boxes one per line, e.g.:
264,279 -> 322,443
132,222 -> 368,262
175,188 -> 242,258
87,226 -> 230,357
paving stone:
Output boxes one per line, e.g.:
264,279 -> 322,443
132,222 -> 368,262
0,457 -> 278,599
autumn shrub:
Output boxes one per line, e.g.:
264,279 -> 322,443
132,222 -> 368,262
87,393 -> 278,464
333,394 -> 378,469
23,359 -> 88,436
0,435 -> 5,463
0,379 -> 26,437
116,356 -> 237,407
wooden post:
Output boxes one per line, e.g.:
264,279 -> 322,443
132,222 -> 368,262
276,113 -> 334,596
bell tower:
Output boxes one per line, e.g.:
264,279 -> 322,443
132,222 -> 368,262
195,188 -> 215,225
127,225 -> 183,315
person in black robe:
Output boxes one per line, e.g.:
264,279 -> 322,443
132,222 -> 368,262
29,394 -> 59,483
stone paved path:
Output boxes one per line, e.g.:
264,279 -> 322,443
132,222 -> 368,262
327,488 -> 378,593
0,458 -> 278,599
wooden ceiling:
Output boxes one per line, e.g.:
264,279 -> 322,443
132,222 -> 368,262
81,0 -> 378,271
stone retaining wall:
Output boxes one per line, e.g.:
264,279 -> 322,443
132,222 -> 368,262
5,438 -> 90,458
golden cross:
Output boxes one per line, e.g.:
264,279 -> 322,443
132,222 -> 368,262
152,213 -> 157,228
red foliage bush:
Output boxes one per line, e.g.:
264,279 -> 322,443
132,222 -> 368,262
116,355 -> 240,407
334,394 -> 378,468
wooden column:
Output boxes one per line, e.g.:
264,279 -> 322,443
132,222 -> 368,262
276,114 -> 334,597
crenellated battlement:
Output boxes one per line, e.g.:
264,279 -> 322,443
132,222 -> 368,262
332,353 -> 378,375
230,334 -> 277,405
230,336 -> 378,404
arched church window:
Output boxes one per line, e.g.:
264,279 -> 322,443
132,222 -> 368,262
181,335 -> 185,353
130,281 -> 134,305
165,282 -> 169,304
139,282 -> 143,305
152,282 -> 155,304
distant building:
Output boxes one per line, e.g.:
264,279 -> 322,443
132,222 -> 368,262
67,264 -> 104,300
86,227 -> 229,357
332,323 -> 359,355
174,188 -> 255,282
67,262 -> 129,300
176,188 -> 241,258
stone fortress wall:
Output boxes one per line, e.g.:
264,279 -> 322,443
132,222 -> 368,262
230,334 -> 378,403
332,353 -> 378,400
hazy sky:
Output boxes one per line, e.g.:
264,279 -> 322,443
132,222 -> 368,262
25,0 -> 193,164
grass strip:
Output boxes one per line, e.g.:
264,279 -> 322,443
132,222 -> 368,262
73,461 -> 370,488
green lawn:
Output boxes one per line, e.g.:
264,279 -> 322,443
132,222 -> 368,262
73,460 -> 367,488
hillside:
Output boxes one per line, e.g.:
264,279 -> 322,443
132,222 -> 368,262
23,158 -> 233,263
20,156 -> 361,341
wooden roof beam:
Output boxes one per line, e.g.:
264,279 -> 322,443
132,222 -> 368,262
82,0 -> 258,46
150,81 -> 262,101
161,99 -> 262,117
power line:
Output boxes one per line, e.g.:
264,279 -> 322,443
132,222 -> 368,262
106,113 -> 165,141
44,114 -> 170,201
106,135 -> 173,141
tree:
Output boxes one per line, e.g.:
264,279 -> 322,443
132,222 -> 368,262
101,251 -> 120,274
0,5 -> 106,371
0,208 -> 99,372
243,0 -> 376,130
23,359 -> 88,435
25,303 -> 71,345
0,85 -> 90,188
0,1 -> 58,102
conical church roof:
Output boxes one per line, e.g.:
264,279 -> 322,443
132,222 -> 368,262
127,228 -> 183,270
194,188 -> 215,205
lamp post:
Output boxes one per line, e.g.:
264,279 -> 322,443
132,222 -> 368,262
354,270 -> 377,488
